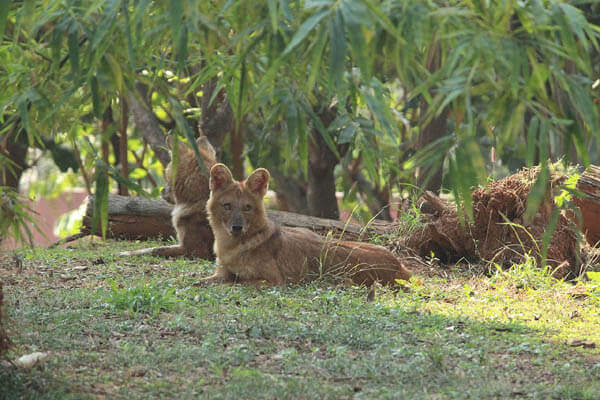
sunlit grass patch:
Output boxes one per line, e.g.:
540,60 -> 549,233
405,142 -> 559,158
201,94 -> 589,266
489,255 -> 566,290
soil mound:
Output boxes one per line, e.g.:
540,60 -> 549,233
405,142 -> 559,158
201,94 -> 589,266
407,168 -> 579,278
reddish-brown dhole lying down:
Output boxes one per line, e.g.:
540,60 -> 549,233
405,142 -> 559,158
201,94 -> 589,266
119,135 -> 216,259
199,164 -> 411,286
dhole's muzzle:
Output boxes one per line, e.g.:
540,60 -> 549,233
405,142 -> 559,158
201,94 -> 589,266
228,210 -> 245,236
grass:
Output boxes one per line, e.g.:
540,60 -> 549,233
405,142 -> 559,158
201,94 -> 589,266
1,238 -> 600,399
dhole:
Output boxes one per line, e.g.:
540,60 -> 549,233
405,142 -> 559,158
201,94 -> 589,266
119,135 -> 216,259
199,164 -> 411,286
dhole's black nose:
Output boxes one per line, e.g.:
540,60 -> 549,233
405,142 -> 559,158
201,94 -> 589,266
231,225 -> 243,234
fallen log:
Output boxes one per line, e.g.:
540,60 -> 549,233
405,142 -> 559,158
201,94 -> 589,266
81,194 -> 395,243
81,195 -> 177,240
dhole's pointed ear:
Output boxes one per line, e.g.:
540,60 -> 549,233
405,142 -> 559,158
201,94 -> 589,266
246,168 -> 270,197
196,135 -> 217,161
210,164 -> 233,192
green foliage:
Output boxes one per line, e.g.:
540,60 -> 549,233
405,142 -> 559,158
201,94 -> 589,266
1,0 -> 599,243
104,280 -> 179,316
0,186 -> 43,246
491,255 -> 561,290
54,201 -> 86,238
586,271 -> 600,303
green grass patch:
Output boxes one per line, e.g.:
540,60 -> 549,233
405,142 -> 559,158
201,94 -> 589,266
1,239 -> 599,399
104,280 -> 179,316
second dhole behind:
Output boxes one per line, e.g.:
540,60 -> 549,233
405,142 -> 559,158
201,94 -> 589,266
200,163 -> 411,286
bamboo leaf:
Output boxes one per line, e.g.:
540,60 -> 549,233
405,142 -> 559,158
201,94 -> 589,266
525,116 -> 539,167
176,24 -> 188,73
299,100 -> 340,159
557,3 -> 588,45
540,206 -> 560,267
358,0 -> 401,40
525,129 -> 549,222
571,129 -> 589,167
306,25 -> 327,91
524,164 -> 549,223
268,0 -> 278,32
338,122 -> 357,144
283,8 -> 329,55
92,162 -> 109,239
90,0 -> 119,50
169,0 -> 183,37
565,75 -> 598,140
169,0 -> 184,70
279,0 -> 292,19
0,0 -> 9,40
122,0 -> 135,71
67,30 -> 80,78
328,9 -> 346,92
105,54 -> 123,92
90,75 -> 101,119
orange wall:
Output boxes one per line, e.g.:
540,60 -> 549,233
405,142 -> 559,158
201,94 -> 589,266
1,191 -> 88,250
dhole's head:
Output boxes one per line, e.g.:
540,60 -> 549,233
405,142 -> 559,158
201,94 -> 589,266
207,163 -> 270,238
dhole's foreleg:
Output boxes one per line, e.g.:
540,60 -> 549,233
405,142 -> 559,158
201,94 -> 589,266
194,267 -> 235,285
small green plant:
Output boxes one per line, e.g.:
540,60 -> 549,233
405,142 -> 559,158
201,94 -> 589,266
586,271 -> 600,303
491,255 -> 560,290
426,344 -> 445,371
104,280 -> 179,316
398,200 -> 425,235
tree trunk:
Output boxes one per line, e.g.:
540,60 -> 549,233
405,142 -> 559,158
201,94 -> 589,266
307,107 -> 339,219
201,78 -> 233,156
81,194 -> 394,243
82,194 -> 177,240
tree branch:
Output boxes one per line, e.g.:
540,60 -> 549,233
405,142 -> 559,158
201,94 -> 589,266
127,83 -> 171,168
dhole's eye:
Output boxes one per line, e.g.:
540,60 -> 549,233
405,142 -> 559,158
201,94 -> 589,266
243,204 -> 252,212
223,203 -> 232,211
